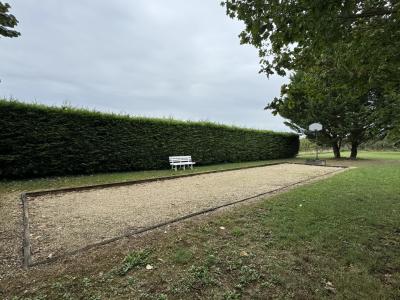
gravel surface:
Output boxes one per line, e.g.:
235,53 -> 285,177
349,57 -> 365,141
0,192 -> 22,280
27,163 -> 342,263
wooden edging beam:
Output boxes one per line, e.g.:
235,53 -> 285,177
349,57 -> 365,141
24,162 -> 289,198
21,193 -> 32,268
24,161 -> 348,198
21,162 -> 347,268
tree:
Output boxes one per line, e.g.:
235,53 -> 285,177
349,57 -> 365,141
0,2 -> 20,38
267,69 -> 397,159
222,1 -> 400,81
386,97 -> 400,146
344,89 -> 397,158
266,71 -> 345,158
223,0 -> 400,158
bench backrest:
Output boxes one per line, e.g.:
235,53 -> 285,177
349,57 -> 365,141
169,156 -> 192,163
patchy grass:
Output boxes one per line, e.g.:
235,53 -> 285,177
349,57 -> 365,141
298,150 -> 400,160
1,152 -> 399,194
171,248 -> 194,265
117,250 -> 152,276
2,152 -> 400,299
0,159 -> 286,193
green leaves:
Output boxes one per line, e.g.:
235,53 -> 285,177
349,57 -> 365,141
117,250 -> 152,276
0,2 -> 20,38
223,0 -> 399,81
265,68 -> 398,158
0,100 -> 299,179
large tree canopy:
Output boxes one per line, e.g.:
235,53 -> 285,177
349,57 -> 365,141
222,0 -> 400,81
223,0 -> 400,158
267,69 -> 397,158
266,71 -> 346,158
0,2 -> 20,38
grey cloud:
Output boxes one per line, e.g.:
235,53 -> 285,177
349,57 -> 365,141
1,0 -> 291,132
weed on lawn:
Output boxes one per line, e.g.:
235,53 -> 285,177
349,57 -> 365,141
2,153 -> 400,299
117,250 -> 152,276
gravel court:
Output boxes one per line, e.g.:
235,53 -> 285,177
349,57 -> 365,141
27,163 -> 343,263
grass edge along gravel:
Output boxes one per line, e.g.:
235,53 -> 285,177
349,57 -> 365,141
3,153 -> 400,299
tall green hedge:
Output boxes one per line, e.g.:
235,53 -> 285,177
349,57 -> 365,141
0,100 -> 299,179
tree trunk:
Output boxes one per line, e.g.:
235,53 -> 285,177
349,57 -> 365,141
350,142 -> 358,159
332,142 -> 341,159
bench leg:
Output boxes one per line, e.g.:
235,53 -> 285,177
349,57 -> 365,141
183,165 -> 186,170
190,164 -> 193,170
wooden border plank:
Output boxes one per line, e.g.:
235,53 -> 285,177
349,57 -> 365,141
24,162 -> 287,198
21,193 -> 32,268
24,164 -> 346,267
24,162 -> 348,198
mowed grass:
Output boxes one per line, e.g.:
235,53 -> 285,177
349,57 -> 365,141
0,159 -> 286,194
2,152 -> 400,299
299,150 -> 400,160
0,150 -> 395,193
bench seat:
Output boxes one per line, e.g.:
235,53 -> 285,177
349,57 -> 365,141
169,156 -> 196,171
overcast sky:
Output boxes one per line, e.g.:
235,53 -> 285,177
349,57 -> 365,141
1,0 -> 291,131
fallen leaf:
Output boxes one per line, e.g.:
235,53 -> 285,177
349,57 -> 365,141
324,281 -> 336,293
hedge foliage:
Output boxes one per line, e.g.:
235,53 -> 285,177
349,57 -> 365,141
0,100 -> 299,179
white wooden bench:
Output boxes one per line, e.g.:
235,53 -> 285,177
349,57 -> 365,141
169,156 -> 196,171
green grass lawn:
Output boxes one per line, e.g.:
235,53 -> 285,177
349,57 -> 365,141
299,150 -> 400,160
2,152 -> 400,299
0,159 -> 286,193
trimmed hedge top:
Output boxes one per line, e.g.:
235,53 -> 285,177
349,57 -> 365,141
0,100 -> 299,179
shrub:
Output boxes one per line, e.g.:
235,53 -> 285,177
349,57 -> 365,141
0,100 -> 299,178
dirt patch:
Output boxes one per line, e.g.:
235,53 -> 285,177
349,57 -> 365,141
25,163 -> 342,264
0,192 -> 23,280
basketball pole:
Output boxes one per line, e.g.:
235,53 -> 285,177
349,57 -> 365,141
315,130 -> 318,160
